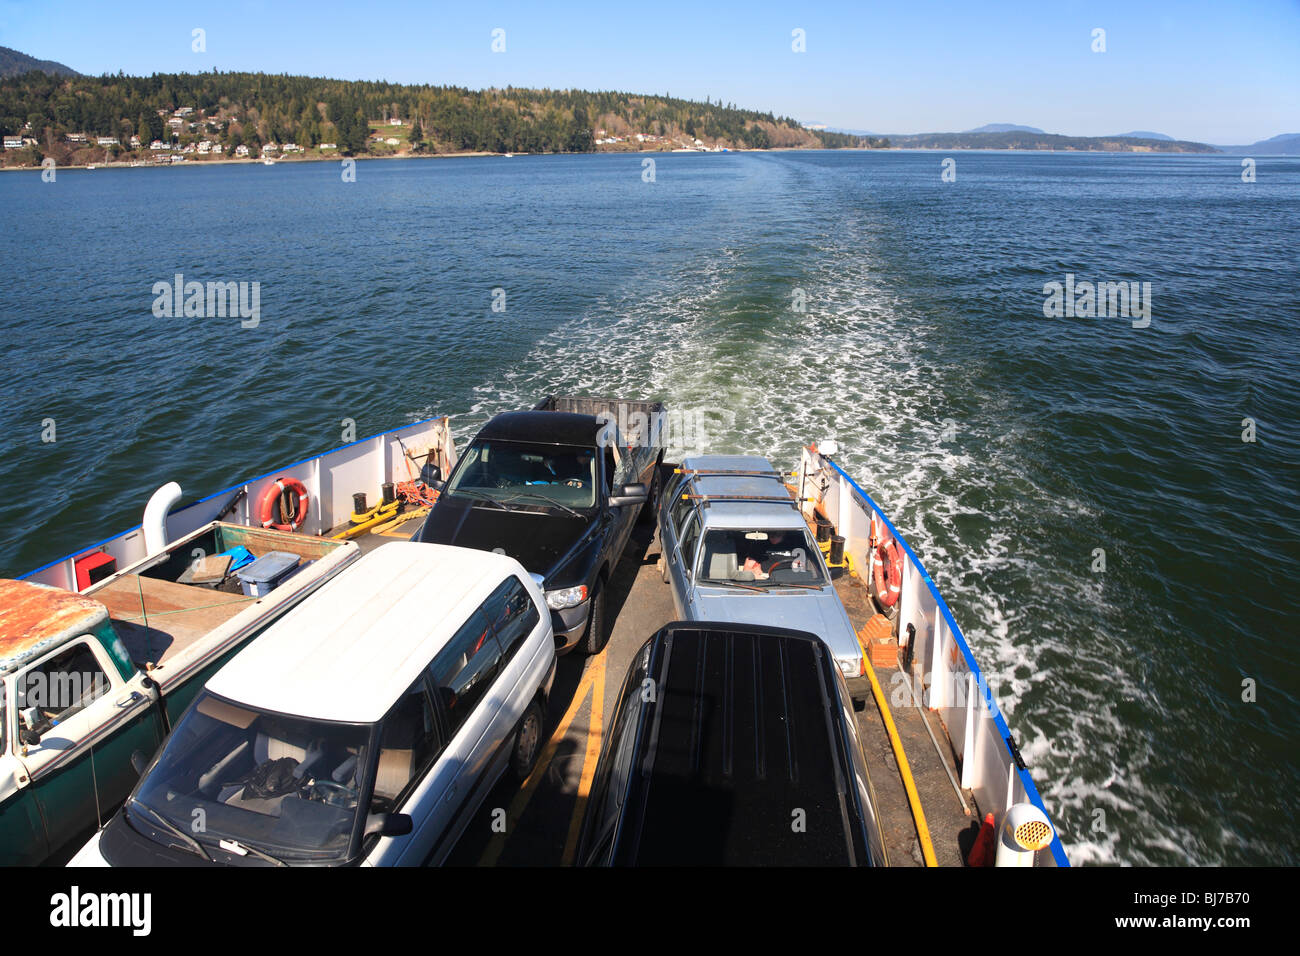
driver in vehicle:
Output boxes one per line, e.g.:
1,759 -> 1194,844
741,531 -> 805,579
542,452 -> 591,489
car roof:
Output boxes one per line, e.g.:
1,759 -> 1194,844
0,579 -> 109,676
676,455 -> 804,529
475,410 -> 600,447
679,454 -> 775,474
612,622 -> 868,865
205,542 -> 525,723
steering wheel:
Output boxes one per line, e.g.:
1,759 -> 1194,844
307,780 -> 355,805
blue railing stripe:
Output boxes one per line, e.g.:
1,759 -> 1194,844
19,415 -> 446,581
828,459 -> 1070,866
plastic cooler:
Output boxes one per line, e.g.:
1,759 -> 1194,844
236,551 -> 302,597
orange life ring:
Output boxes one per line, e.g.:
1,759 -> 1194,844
869,516 -> 903,608
258,477 -> 310,531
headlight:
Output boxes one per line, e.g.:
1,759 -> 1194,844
838,657 -> 864,678
545,585 -> 588,611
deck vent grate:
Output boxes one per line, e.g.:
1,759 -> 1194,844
1015,819 -> 1052,850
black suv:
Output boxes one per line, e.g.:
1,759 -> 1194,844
576,622 -> 889,866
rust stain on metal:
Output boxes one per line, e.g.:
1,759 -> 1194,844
0,579 -> 105,662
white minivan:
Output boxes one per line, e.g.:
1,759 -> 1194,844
68,541 -> 556,866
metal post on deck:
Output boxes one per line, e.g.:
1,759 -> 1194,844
929,605 -> 946,709
837,473 -> 853,548
961,673 -> 978,789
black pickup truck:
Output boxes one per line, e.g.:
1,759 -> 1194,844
414,395 -> 665,654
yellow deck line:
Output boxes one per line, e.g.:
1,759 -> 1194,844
561,657 -> 606,865
864,658 -> 938,867
477,652 -> 606,866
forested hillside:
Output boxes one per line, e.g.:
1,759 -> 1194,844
0,70 -> 886,164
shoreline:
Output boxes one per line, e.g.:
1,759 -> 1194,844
0,149 -> 504,172
1,144 -> 1226,172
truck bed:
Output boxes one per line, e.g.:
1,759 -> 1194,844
533,394 -> 665,451
88,523 -> 353,682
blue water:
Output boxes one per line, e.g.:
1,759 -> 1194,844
2,150 -> 1297,864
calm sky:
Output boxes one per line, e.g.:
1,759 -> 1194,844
2,0 -> 1297,143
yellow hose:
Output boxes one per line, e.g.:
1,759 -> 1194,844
863,658 -> 939,867
331,500 -> 401,539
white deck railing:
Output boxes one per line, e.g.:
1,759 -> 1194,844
797,447 -> 1068,867
23,417 -> 456,592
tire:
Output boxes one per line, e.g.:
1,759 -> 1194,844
637,462 -> 661,526
509,698 -> 545,781
578,579 -> 609,655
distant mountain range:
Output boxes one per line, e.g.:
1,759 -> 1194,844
0,45 -> 78,78
1213,132 -> 1300,154
809,122 -> 1300,154
884,131 -> 1215,152
809,122 -> 1207,150
966,123 -> 1044,134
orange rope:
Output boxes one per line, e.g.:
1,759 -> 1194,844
395,480 -> 439,508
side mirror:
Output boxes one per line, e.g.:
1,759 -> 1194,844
529,572 -> 546,590
130,749 -> 149,775
608,483 -> 648,508
364,813 -> 414,838
20,728 -> 41,747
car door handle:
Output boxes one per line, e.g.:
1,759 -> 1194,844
443,784 -> 457,803
116,692 -> 143,707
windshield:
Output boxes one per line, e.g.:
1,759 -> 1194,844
131,692 -> 372,864
446,439 -> 597,509
697,528 -> 826,587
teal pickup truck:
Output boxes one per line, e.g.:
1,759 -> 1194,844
0,522 -> 359,865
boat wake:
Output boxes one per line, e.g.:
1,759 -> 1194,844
432,219 -> 1224,865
